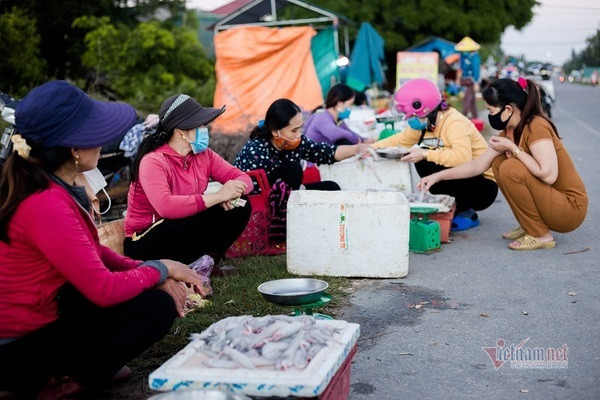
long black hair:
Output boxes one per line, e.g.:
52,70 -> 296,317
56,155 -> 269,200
250,99 -> 301,140
482,78 -> 559,146
312,84 -> 355,113
131,122 -> 174,182
0,142 -> 72,242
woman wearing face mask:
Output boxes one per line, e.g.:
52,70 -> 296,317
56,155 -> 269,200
234,98 -> 370,242
123,94 -> 253,264
371,78 -> 498,231
420,77 -> 587,250
0,81 -> 205,399
305,84 -> 374,145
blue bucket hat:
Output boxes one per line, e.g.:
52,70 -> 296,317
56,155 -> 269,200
15,80 -> 136,149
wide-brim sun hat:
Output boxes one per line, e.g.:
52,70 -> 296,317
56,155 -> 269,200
158,94 -> 226,132
15,80 -> 136,149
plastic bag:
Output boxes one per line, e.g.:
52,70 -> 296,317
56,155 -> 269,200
189,255 -> 214,297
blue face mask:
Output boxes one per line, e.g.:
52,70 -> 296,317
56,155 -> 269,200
338,108 -> 351,120
407,116 -> 428,131
189,127 -> 209,154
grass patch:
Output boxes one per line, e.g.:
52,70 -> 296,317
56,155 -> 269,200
101,255 -> 350,399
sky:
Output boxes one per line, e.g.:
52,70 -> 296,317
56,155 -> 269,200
501,0 -> 600,66
189,0 -> 600,66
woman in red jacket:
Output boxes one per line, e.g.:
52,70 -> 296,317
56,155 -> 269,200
0,81 -> 204,399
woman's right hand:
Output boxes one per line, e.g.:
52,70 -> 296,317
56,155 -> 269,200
161,259 -> 207,298
418,173 -> 441,192
157,278 -> 187,318
217,180 -> 247,202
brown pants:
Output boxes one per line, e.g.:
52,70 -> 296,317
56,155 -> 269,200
492,156 -> 587,237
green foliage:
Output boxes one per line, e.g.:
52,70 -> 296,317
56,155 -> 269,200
0,7 -> 46,96
305,0 -> 537,52
74,16 -> 215,113
563,27 -> 600,73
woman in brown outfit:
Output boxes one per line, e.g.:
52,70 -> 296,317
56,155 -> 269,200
420,77 -> 587,250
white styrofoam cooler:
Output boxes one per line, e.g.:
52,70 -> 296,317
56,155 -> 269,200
287,191 -> 410,278
318,158 -> 413,193
149,319 -> 360,398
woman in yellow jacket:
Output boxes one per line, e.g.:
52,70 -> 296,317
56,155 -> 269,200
372,78 -> 497,231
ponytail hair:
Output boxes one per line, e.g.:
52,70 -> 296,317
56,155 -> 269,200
312,84 -> 355,113
250,99 -> 301,140
131,121 -> 173,182
482,77 -> 559,146
0,142 -> 72,242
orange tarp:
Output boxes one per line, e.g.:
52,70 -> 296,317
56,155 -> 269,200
211,26 -> 324,134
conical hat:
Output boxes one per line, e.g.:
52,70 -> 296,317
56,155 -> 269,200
455,36 -> 480,52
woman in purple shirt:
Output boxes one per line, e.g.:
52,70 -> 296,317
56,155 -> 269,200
305,84 -> 373,145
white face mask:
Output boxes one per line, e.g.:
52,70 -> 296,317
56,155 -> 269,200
82,167 -> 111,215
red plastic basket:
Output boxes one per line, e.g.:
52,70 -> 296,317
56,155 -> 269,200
302,165 -> 322,185
318,344 -> 357,400
226,169 -> 286,258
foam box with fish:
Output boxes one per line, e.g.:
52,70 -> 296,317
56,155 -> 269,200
149,319 -> 360,399
317,158 -> 412,193
287,191 -> 410,278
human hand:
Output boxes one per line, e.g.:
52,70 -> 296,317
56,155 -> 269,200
157,278 -> 188,318
220,201 -> 235,211
489,136 -> 517,154
401,147 -> 427,163
217,180 -> 247,202
418,174 -> 441,192
356,143 -> 372,158
362,138 -> 376,144
161,259 -> 207,298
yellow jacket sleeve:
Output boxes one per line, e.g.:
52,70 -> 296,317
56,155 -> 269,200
426,119 -> 474,167
371,128 -> 422,149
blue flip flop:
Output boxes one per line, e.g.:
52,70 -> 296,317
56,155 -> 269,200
451,210 -> 480,232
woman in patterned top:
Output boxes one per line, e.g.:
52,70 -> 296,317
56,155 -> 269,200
234,98 -> 369,241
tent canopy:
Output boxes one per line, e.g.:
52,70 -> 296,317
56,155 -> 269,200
213,0 -> 350,32
407,36 -> 458,62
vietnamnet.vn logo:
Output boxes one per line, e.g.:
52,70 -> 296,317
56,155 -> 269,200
482,338 -> 569,370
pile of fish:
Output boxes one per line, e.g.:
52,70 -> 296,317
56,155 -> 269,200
189,315 -> 342,371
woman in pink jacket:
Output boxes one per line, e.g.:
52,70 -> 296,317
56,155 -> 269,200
0,81 -> 204,399
124,94 -> 252,265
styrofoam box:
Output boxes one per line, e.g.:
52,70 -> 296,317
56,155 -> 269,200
318,158 -> 412,193
287,191 -> 410,278
149,319 -> 360,398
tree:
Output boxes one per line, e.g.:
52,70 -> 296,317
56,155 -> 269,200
0,7 -> 46,96
0,0 -> 185,79
73,16 -> 215,112
563,28 -> 600,73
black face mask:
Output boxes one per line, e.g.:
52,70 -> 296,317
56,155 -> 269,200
488,106 -> 513,131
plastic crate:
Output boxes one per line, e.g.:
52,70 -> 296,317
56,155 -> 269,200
429,203 -> 456,243
318,344 -> 357,400
226,170 -> 286,258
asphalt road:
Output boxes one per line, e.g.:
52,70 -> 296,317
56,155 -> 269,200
340,81 -> 600,400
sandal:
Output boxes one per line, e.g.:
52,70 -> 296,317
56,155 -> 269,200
451,210 -> 480,232
508,235 -> 556,251
502,226 -> 526,240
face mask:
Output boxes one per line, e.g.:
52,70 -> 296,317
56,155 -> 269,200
488,106 -> 513,131
82,167 -> 111,215
272,131 -> 301,151
338,107 -> 351,120
188,127 -> 209,154
407,116 -> 428,131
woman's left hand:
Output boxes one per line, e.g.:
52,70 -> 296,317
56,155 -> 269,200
401,147 -> 427,163
489,136 -> 517,153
